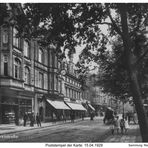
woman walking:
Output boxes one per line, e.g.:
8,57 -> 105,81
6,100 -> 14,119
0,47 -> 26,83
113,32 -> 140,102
124,117 -> 129,134
120,118 -> 125,134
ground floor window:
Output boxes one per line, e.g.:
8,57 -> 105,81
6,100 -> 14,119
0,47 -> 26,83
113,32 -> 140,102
1,104 -> 18,124
19,99 -> 32,118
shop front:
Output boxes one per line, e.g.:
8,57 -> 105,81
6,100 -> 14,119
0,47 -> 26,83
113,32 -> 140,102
64,101 -> 87,119
45,99 -> 71,122
0,88 -> 34,125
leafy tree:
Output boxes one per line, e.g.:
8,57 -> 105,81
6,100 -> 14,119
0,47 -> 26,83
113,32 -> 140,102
0,3 -> 8,26
74,4 -> 148,141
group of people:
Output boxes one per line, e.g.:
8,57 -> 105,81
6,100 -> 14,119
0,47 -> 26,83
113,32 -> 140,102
22,112 -> 41,127
111,116 -> 129,135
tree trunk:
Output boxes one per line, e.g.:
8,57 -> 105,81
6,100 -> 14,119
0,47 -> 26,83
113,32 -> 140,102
119,4 -> 148,142
130,69 -> 148,142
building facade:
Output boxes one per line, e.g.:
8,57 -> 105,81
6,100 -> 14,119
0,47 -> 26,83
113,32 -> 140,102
0,24 -> 35,124
0,7 -> 87,124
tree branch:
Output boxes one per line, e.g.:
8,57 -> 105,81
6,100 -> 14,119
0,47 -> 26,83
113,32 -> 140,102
99,22 -> 112,25
130,15 -> 142,37
136,44 -> 148,65
106,7 -> 123,37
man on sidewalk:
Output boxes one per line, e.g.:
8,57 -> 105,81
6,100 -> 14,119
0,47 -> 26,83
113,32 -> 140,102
23,113 -> 28,127
36,113 -> 41,127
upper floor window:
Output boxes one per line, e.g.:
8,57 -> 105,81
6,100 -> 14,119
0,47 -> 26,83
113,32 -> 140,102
2,30 -> 8,44
24,66 -> 30,84
13,27 -> 19,48
3,55 -> 8,76
58,61 -> 61,70
39,48 -> 44,63
39,72 -> 44,88
14,58 -> 21,79
24,40 -> 30,57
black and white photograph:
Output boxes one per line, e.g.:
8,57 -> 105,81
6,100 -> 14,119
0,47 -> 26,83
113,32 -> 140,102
0,2 -> 148,144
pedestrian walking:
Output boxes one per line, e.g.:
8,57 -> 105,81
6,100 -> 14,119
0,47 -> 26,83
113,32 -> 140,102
30,112 -> 35,127
90,111 -> 94,121
81,112 -> 84,121
120,118 -> 125,134
124,117 -> 129,134
114,116 -> 120,134
36,113 -> 41,127
23,113 -> 28,127
110,118 -> 115,135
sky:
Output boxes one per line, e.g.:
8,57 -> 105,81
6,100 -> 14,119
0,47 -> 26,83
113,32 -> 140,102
73,24 -> 109,64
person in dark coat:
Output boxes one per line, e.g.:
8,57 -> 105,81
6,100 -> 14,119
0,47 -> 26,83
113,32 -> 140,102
36,113 -> 41,127
90,111 -> 94,121
23,113 -> 28,127
30,112 -> 35,127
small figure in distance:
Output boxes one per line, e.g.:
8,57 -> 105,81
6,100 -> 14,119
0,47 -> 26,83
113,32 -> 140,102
36,113 -> 41,127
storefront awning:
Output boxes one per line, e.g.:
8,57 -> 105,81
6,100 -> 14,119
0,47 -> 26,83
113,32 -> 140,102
65,102 -> 87,111
47,100 -> 70,110
88,104 -> 95,111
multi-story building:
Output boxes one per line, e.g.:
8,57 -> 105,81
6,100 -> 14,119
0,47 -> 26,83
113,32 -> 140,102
0,4 -> 87,124
0,22 -> 35,124
62,56 -> 87,118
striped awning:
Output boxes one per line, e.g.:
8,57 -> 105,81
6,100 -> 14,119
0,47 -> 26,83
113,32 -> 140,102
65,102 -> 87,111
47,100 -> 70,110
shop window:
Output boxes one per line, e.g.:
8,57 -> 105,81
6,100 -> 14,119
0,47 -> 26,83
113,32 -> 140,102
24,66 -> 30,84
24,40 -> 30,58
14,58 -> 21,79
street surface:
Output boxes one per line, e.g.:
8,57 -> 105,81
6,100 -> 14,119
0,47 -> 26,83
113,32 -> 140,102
0,117 -> 141,142
0,117 -> 110,142
103,124 -> 142,142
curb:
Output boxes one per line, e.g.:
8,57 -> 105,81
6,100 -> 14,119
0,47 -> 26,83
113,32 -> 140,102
0,118 -> 86,136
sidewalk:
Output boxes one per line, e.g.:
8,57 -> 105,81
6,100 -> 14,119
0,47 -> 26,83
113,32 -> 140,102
0,117 -> 91,135
103,124 -> 142,142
